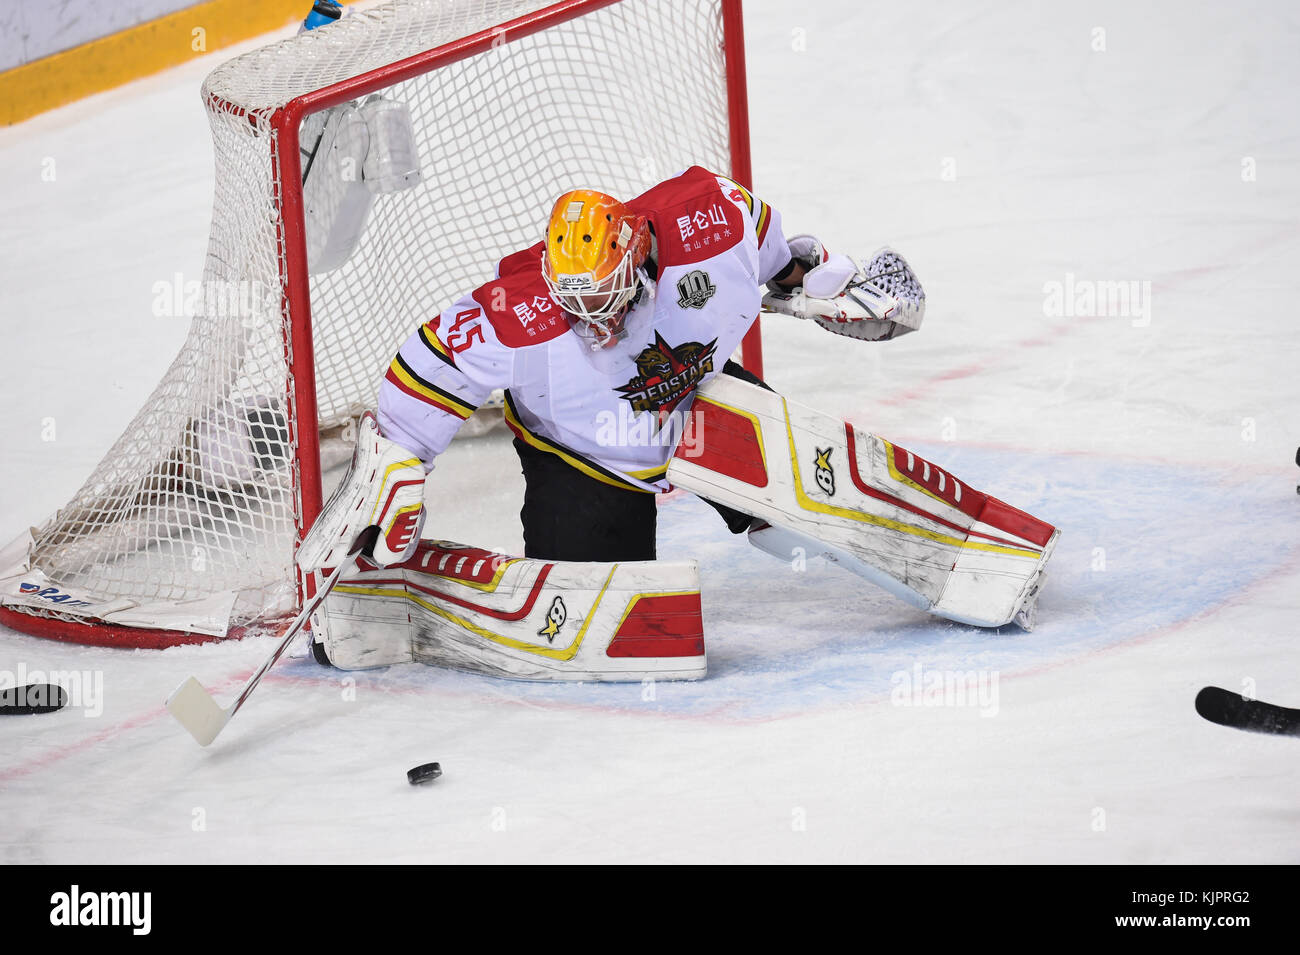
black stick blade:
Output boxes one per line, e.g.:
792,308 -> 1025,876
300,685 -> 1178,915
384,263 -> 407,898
1196,686 -> 1300,737
0,683 -> 68,715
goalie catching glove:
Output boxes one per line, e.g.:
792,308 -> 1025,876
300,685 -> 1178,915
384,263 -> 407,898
763,236 -> 925,341
296,412 -> 427,572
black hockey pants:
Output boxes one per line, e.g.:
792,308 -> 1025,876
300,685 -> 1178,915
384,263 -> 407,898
514,360 -> 769,561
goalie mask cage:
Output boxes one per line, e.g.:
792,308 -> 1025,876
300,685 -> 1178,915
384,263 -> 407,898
0,0 -> 758,648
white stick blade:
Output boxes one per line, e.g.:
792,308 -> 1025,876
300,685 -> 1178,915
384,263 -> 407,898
165,676 -> 229,746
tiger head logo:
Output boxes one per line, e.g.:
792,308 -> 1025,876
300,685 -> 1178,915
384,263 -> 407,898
673,342 -> 706,365
635,347 -> 673,381
616,332 -> 719,416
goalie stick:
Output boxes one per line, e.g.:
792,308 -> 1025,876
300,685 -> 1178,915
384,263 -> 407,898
165,539 -> 365,746
1195,686 -> 1300,738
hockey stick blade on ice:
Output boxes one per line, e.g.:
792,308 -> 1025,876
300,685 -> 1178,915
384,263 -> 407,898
0,683 -> 68,715
166,543 -> 364,746
1194,686 -> 1300,738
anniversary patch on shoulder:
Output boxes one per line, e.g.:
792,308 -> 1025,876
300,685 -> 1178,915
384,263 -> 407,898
676,269 -> 716,309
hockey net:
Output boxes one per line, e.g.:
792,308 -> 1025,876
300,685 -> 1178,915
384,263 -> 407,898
0,0 -> 756,647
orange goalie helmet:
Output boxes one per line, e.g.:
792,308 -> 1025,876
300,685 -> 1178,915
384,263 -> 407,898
541,189 -> 651,346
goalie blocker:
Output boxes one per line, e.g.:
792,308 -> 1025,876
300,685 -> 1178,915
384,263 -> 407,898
670,375 -> 1058,629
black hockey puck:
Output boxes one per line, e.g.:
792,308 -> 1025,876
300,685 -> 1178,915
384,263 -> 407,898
0,683 -> 68,715
407,762 -> 442,785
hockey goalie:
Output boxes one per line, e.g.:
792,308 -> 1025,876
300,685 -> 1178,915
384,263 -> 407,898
300,166 -> 1059,682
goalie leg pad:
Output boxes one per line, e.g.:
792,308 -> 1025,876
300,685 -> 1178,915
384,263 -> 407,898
746,521 -> 932,613
670,375 -> 1059,628
312,540 -> 706,681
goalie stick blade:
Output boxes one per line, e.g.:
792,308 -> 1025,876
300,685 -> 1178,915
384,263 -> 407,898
165,676 -> 230,746
1194,686 -> 1300,737
0,682 -> 68,715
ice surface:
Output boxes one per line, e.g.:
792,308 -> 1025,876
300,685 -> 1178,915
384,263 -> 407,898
1,0 -> 1298,863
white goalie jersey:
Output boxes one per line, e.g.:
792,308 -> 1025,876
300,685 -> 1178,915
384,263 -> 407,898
377,166 -> 793,492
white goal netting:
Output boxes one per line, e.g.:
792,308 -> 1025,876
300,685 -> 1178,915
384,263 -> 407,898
5,0 -> 738,635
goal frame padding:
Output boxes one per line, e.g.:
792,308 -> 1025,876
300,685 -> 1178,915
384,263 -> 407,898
0,606 -> 290,649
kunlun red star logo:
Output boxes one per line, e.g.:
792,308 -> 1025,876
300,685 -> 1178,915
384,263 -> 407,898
615,331 -> 718,419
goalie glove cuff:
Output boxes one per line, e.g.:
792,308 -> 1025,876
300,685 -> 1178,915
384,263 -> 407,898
769,233 -> 828,290
770,234 -> 863,300
803,251 -> 861,299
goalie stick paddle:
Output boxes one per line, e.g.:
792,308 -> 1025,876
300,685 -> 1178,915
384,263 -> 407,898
166,541 -> 365,746
1194,686 -> 1300,737
0,683 -> 68,715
